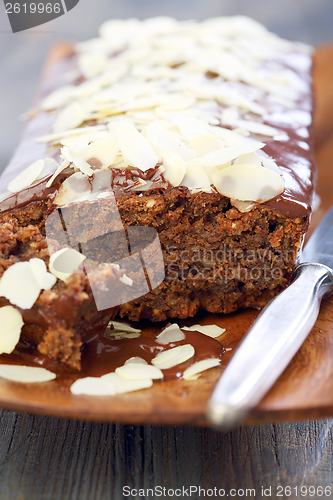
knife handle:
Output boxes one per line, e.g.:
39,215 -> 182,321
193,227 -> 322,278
208,263 -> 333,430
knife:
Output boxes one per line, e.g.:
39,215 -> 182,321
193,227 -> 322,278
207,205 -> 333,430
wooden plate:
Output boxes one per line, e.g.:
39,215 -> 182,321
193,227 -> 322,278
0,44 -> 333,426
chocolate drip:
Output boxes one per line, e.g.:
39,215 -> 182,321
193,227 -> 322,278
1,329 -> 225,381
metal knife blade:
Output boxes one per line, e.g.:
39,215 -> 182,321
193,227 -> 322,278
207,206 -> 333,430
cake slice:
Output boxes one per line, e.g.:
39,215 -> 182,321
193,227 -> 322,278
0,17 -> 316,366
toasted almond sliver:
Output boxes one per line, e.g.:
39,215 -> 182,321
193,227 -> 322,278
49,248 -> 86,282
101,372 -> 153,394
155,324 -> 185,345
116,122 -> 158,171
115,364 -> 163,380
0,306 -> 24,355
183,358 -> 221,380
70,377 -> 116,396
182,324 -> 226,338
124,357 -> 148,365
151,344 -> 195,370
7,159 -> 44,193
0,364 -> 56,383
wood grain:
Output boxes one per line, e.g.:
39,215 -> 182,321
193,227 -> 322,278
0,45 -> 333,427
0,409 -> 332,499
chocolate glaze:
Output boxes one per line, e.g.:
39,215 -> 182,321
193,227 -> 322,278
0,49 -> 316,221
0,329 -> 225,382
0,174 -> 60,213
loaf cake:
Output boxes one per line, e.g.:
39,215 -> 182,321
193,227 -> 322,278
0,17 -> 315,368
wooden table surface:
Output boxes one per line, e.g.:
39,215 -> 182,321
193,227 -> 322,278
1,45 -> 333,499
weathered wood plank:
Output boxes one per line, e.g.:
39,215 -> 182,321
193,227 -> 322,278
0,410 -> 333,499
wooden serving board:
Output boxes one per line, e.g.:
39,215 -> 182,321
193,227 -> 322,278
0,44 -> 333,426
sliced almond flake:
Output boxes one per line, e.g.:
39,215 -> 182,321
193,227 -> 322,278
235,119 -> 280,137
70,376 -> 116,396
124,357 -> 148,365
46,159 -> 70,188
101,372 -> 153,394
123,95 -> 175,112
53,102 -> 86,133
107,331 -> 141,340
233,152 -> 262,166
41,85 -> 77,111
0,365 -> 56,383
183,358 -> 221,380
180,164 -> 211,191
64,136 -> 91,153
37,158 -> 59,179
182,324 -> 226,338
119,274 -> 133,286
212,163 -> 284,202
231,199 -> 257,212
155,324 -> 185,345
61,147 -> 94,176
115,364 -> 163,381
116,123 -> 158,171
0,262 -> 42,309
261,157 -> 282,175
0,191 -> 11,202
54,172 -> 91,206
37,125 -> 106,145
188,135 -> 224,157
204,165 -> 227,184
157,96 -> 196,111
29,258 -> 57,290
7,159 -> 44,193
162,152 -> 186,186
80,137 -> 119,167
78,52 -> 108,79
151,344 -> 195,370
0,306 -> 24,355
187,141 -> 265,168
221,107 -> 239,126
107,321 -> 141,334
145,122 -> 193,161
49,248 -> 86,282
60,130 -> 108,148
